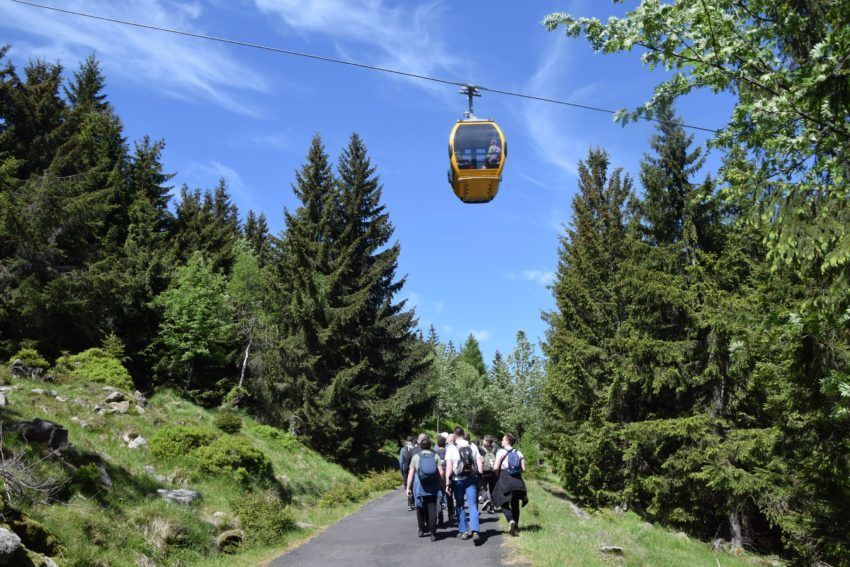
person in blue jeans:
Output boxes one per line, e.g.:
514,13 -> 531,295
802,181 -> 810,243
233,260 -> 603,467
445,427 -> 485,545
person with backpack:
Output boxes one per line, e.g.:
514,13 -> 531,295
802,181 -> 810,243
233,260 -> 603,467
479,435 -> 499,514
434,434 -> 454,527
492,433 -> 528,536
406,436 -> 444,541
444,427 -> 484,545
399,436 -> 416,510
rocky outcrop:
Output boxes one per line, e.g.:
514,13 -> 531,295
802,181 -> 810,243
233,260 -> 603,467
0,528 -> 22,565
215,529 -> 244,553
157,489 -> 200,505
13,419 -> 68,450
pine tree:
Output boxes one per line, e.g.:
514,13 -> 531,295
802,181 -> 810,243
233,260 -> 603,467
459,334 -> 487,377
268,134 -> 431,465
244,210 -> 272,267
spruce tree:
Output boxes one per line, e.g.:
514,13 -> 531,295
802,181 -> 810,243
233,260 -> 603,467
459,334 -> 487,377
244,210 -> 272,267
269,133 -> 431,465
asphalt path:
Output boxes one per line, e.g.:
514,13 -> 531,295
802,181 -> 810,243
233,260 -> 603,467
270,488 -> 507,566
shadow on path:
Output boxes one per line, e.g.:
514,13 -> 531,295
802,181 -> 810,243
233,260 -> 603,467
272,489 -> 508,566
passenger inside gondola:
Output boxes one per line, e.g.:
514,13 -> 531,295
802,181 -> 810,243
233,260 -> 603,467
454,123 -> 501,170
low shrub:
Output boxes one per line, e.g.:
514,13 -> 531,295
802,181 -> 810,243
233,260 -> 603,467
191,435 -> 274,483
221,385 -> 248,408
361,470 -> 399,493
55,348 -> 133,390
149,425 -> 219,461
232,491 -> 296,544
318,479 -> 370,507
250,424 -> 300,451
74,463 -> 101,493
7,347 -> 49,370
213,409 -> 242,434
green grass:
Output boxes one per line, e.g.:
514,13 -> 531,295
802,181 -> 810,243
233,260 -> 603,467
503,477 -> 784,567
0,371 -> 391,566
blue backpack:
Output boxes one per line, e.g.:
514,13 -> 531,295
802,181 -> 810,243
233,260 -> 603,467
507,449 -> 522,478
418,452 -> 439,484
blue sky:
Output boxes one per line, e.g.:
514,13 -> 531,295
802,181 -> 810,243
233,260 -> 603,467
1,0 -> 732,363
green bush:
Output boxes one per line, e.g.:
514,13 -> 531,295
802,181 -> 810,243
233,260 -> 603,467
232,491 -> 296,544
8,347 -> 49,369
191,435 -> 274,483
361,470 -> 399,493
250,424 -> 300,451
75,463 -> 101,493
213,409 -> 242,434
149,425 -> 219,461
221,385 -> 248,408
318,479 -> 370,507
55,348 -> 133,390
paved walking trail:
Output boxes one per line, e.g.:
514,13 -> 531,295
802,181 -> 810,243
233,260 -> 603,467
271,488 -> 507,566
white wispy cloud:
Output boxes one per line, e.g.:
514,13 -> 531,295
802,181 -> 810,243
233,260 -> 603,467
521,36 -> 598,177
507,269 -> 556,287
231,130 -> 294,152
0,0 -> 269,115
252,0 -> 459,99
468,329 -> 491,343
181,160 -> 258,212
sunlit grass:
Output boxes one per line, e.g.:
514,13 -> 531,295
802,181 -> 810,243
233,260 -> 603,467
502,477 -> 784,567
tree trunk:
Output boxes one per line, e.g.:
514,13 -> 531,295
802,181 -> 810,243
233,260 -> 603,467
729,508 -> 743,548
238,336 -> 252,389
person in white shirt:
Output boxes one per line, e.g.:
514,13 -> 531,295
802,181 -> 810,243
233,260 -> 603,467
444,427 -> 484,545
492,433 -> 528,536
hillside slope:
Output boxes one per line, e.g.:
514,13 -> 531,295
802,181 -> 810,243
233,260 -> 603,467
0,366 -> 394,566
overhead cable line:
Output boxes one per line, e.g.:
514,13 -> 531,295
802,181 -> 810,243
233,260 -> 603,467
11,0 -> 720,134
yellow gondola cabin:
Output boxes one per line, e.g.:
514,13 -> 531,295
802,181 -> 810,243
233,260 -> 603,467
448,86 -> 507,203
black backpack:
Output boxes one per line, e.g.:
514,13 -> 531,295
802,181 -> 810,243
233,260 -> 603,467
401,445 -> 414,472
458,445 -> 476,476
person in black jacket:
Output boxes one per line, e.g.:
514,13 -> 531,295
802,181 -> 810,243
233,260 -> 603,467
492,433 -> 528,536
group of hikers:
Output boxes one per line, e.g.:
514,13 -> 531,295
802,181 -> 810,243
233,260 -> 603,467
398,427 -> 528,545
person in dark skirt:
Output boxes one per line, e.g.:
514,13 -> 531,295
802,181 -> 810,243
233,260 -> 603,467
492,433 -> 528,536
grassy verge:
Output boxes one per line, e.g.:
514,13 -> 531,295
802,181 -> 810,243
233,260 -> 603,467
0,369 -> 397,565
502,477 -> 784,567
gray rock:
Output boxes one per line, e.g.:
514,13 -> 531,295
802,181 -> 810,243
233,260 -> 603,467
155,474 -> 167,484
568,500 -> 590,519
135,405 -> 146,415
144,465 -> 156,475
47,389 -> 58,398
97,463 -> 113,487
613,505 -> 625,517
0,526 -> 22,563
0,392 -> 6,407
296,521 -> 316,529
101,386 -> 116,392
157,488 -> 200,505
599,544 -> 623,554
0,387 -> 11,392
14,418 -> 68,449
105,391 -> 125,403
128,436 -> 148,449
43,558 -> 59,567
107,400 -> 130,414
216,529 -> 244,553
134,390 -> 148,407
674,531 -> 689,540
92,404 -> 103,413
55,396 -> 69,402
31,388 -> 45,395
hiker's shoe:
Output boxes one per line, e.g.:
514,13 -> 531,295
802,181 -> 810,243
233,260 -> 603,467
418,529 -> 425,537
472,531 -> 481,546
430,532 -> 437,542
509,520 -> 518,536
457,531 -> 471,540
408,505 -> 414,511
